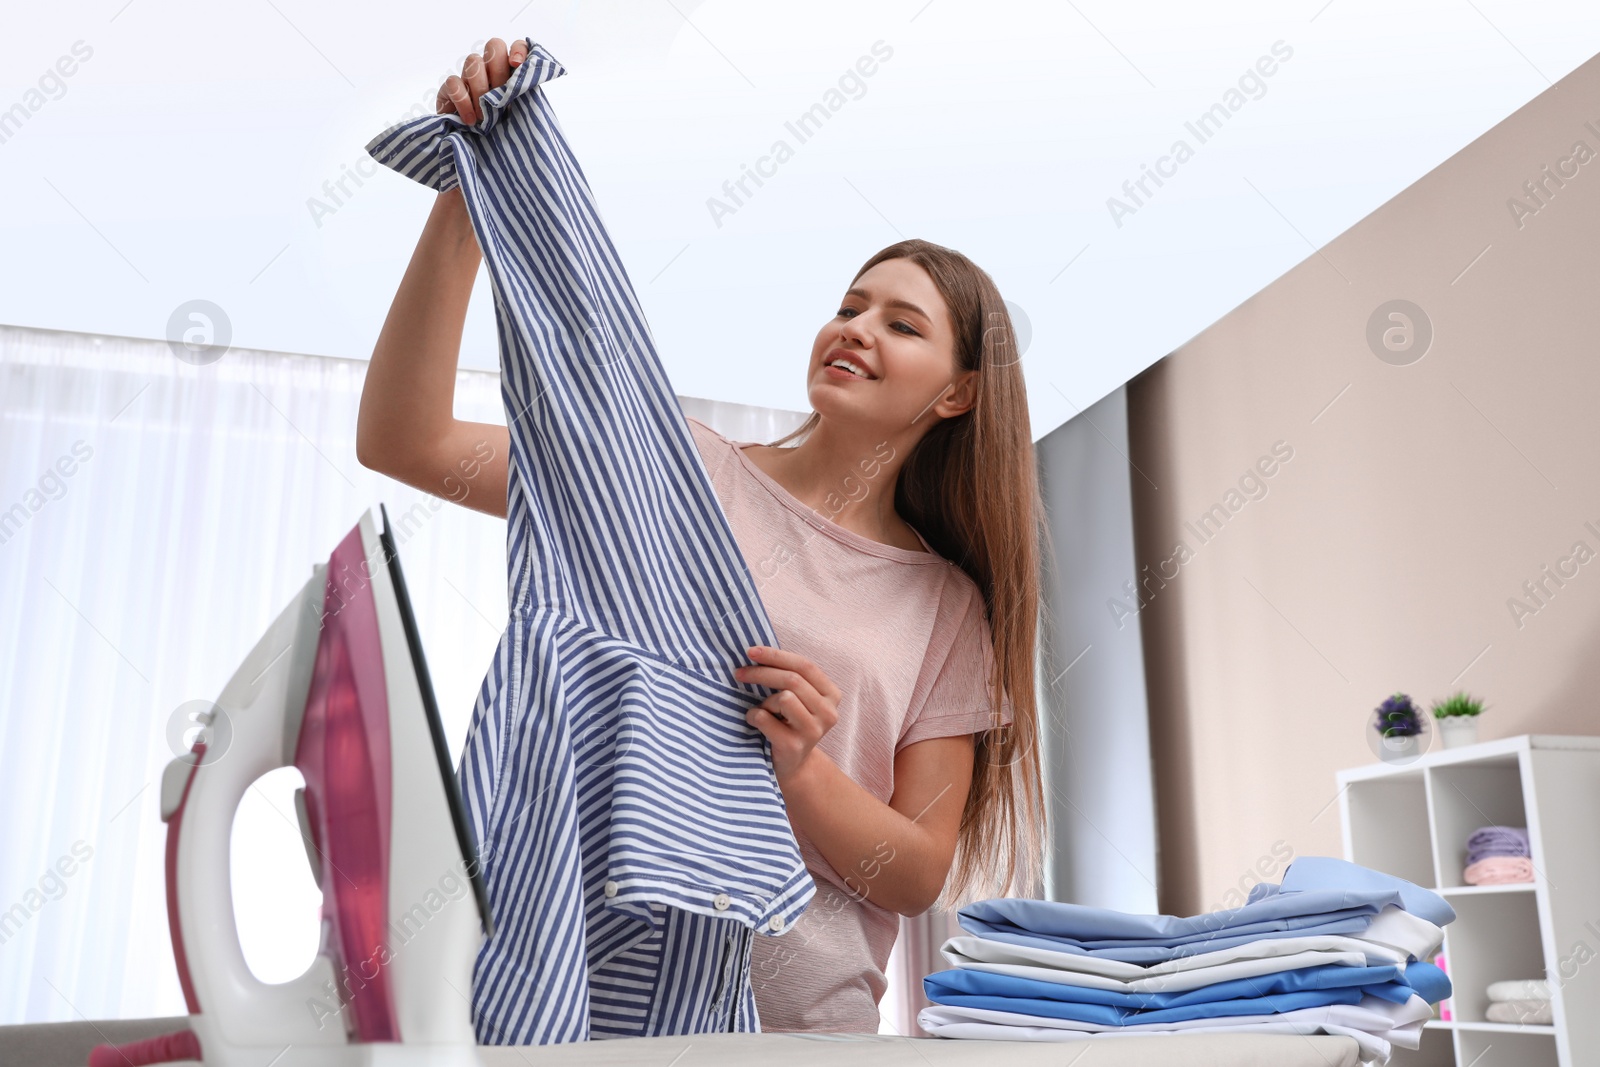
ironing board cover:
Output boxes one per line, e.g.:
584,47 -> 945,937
365,39 -> 816,1044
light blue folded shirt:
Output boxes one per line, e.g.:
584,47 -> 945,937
956,856 -> 1452,965
1249,856 -> 1455,926
964,915 -> 1378,964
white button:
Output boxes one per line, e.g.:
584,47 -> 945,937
603,880 -> 618,898
767,916 -> 785,932
712,893 -> 730,911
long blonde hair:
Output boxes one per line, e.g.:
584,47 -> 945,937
772,238 -> 1048,909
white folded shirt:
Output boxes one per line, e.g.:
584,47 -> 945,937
1355,906 -> 1445,961
1486,978 -> 1550,1002
919,992 -> 1433,1037
941,930 -> 1413,983
945,948 -> 1374,993
917,1014 -> 1408,1066
918,994 -> 1435,1067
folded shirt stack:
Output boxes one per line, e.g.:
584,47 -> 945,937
1484,978 -> 1552,1025
1462,826 -> 1533,885
919,856 -> 1455,1066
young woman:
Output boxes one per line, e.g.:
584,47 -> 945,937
357,36 -> 1048,1035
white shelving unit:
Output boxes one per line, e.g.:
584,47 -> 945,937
1337,734 -> 1600,1067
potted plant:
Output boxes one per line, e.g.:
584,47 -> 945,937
1431,691 -> 1485,748
1373,692 -> 1427,762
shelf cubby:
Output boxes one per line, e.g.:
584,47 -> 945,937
1453,1027 -> 1559,1067
1337,734 -> 1600,1067
1427,756 -> 1527,888
1346,771 -> 1435,888
1440,891 -> 1544,1025
1388,1023 -> 1454,1067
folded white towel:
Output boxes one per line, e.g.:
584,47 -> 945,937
1486,978 -> 1550,1002
1485,999 -> 1552,1025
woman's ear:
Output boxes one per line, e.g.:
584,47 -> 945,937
933,369 -> 979,419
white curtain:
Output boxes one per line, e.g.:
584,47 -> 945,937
0,323 -> 510,1023
674,396 -> 808,449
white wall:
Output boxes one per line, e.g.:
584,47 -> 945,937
1127,44 -> 1600,915
7,1 -> 1600,439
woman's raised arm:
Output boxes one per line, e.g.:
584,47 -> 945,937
356,37 -> 527,519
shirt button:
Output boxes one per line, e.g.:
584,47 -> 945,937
767,916 -> 785,932
603,880 -> 619,898
712,893 -> 730,911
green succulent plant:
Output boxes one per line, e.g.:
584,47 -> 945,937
1430,691 -> 1485,719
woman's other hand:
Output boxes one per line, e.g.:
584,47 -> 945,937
735,646 -> 842,783
436,37 -> 528,126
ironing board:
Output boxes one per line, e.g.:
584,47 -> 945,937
0,1018 -> 1366,1067
487,1032 -> 1369,1065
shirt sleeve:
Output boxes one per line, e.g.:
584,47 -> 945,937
896,580 -> 1014,752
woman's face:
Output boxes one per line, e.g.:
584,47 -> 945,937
807,258 -> 974,433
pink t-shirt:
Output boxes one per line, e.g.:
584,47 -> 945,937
684,416 -> 1014,1033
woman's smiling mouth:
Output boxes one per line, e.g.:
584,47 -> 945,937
823,350 -> 877,380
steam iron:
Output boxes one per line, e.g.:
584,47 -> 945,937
93,507 -> 493,1066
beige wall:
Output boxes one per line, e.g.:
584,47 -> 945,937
1126,51 -> 1600,914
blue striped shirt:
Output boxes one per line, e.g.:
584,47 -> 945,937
366,39 -> 816,1044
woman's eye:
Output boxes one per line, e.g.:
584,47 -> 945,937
835,307 -> 919,336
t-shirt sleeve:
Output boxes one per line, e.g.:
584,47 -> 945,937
896,581 -> 1014,752
683,414 -> 731,479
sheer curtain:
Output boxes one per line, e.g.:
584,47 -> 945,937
0,327 -> 987,1029
0,323 -> 511,1024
